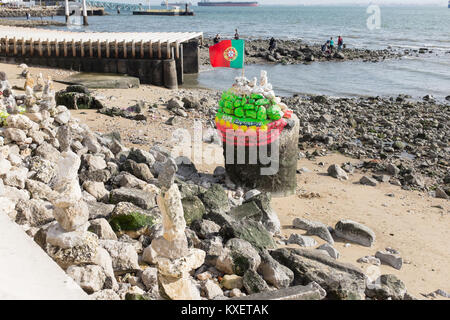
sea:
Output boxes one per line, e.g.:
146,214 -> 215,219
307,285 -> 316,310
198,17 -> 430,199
40,5 -> 450,100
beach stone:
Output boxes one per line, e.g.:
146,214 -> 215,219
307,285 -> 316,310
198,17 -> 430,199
375,250 -> 403,270
141,267 -> 158,291
82,181 -> 109,202
159,276 -> 201,300
157,183 -> 186,242
109,204 -> 159,239
150,236 -> 189,261
366,274 -> 407,300
200,184 -> 230,214
99,239 -> 140,275
0,157 -> 11,175
35,142 -> 61,163
360,176 -> 378,186
181,196 -> 206,226
128,148 -> 155,166
271,248 -> 366,300
3,167 -> 28,189
229,288 -> 244,298
215,238 -> 261,276
53,199 -> 89,232
435,187 -> 448,200
87,202 -> 115,220
288,233 -> 317,247
109,187 -> 157,210
202,280 -> 224,299
386,163 -> 400,176
28,157 -> 57,184
190,219 -> 220,239
84,154 -> 107,171
258,250 -> 294,289
66,265 -> 107,294
317,243 -> 340,259
91,289 -> 120,300
243,269 -> 270,295
88,218 -> 117,240
121,159 -> 153,183
292,217 -> 334,244
334,219 -> 376,247
221,275 -> 244,290
4,128 -> 27,143
243,192 -> 281,235
327,164 -> 348,180
220,219 -> 276,250
15,199 -> 54,227
357,256 -> 381,266
156,248 -> 205,279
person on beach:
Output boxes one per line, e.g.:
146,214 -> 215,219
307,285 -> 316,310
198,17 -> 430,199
213,34 -> 221,44
330,37 -> 335,53
338,36 -> 343,51
234,29 -> 240,40
269,37 -> 277,52
26,12 -> 30,20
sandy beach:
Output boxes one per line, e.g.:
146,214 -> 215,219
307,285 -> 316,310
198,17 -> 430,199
1,61 -> 448,300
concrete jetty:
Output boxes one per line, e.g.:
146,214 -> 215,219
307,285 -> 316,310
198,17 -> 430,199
0,26 -> 203,89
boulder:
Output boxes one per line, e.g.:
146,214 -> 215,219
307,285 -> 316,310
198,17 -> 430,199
202,280 -> 224,299
141,267 -> 158,291
271,248 -> 366,300
181,196 -> 206,226
316,243 -> 340,259
221,274 -> 244,290
109,207 -> 158,239
109,187 -> 157,210
220,219 -> 276,250
327,164 -> 348,180
216,238 -> 261,276
360,176 -> 378,187
257,250 -> 294,289
334,219 -> 375,247
190,219 -> 221,239
243,269 -> 270,295
200,184 -> 230,214
292,217 -> 334,244
15,199 -> 54,227
66,265 -> 107,294
375,250 -> 403,270
99,240 -> 140,275
366,274 -> 407,300
287,233 -> 317,247
53,199 -> 89,232
88,218 -> 118,240
82,181 -> 109,202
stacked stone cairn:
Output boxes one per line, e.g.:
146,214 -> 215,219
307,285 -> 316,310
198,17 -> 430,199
0,69 -> 414,300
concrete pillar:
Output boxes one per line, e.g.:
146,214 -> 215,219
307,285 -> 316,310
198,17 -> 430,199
151,60 -> 163,86
223,115 -> 300,197
82,0 -> 88,26
163,59 -> 178,90
175,45 -> 184,85
182,40 -> 199,74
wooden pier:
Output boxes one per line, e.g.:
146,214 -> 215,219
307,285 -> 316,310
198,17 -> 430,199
0,26 -> 203,89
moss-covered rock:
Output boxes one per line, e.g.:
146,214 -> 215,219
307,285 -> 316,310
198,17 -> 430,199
181,196 -> 206,226
109,211 -> 156,233
243,269 -> 270,294
220,219 -> 276,250
200,184 -> 230,214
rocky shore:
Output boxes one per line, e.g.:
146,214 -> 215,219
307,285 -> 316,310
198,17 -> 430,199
200,38 -> 436,66
0,7 -> 59,18
0,18 -> 65,27
0,66 -> 448,300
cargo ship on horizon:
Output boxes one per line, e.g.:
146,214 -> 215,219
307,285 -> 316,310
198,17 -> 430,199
198,0 -> 259,7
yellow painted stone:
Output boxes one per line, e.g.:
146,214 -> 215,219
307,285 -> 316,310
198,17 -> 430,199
260,125 -> 268,131
232,124 -> 239,130
220,119 -> 225,126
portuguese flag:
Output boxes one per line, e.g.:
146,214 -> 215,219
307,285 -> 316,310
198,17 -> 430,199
209,40 -> 245,69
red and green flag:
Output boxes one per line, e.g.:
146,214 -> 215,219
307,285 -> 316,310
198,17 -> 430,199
209,39 -> 245,69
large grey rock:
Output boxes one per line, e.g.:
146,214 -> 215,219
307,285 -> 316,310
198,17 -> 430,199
109,187 -> 157,210
232,283 -> 323,300
87,202 -> 115,220
220,219 -> 276,250
216,238 -> 261,276
190,219 -> 220,239
140,267 -> 158,291
292,217 -> 334,244
365,274 -> 407,300
316,243 -> 340,259
271,248 -> 366,300
181,196 -> 206,226
200,184 -> 230,214
15,199 -> 54,227
88,218 -> 118,240
258,250 -> 294,289
334,219 -> 375,247
375,250 -> 403,270
99,240 -> 140,275
242,269 -> 270,295
121,159 -> 154,183
327,164 -> 348,180
288,233 -> 317,247
66,265 -> 106,294
360,176 -> 378,187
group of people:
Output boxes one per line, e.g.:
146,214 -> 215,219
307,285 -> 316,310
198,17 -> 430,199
213,29 -> 240,44
322,36 -> 344,54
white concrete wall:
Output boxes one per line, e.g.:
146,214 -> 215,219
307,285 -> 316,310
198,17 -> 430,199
0,212 -> 89,300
